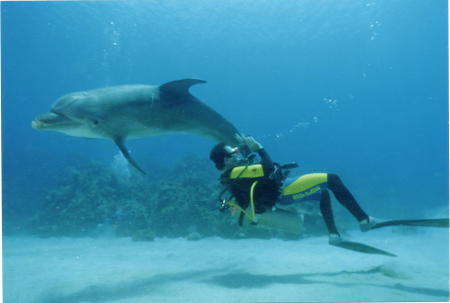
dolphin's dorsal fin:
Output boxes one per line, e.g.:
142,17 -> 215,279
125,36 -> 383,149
159,79 -> 206,101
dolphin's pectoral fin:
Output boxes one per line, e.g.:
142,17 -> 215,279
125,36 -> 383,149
113,138 -> 146,175
159,79 -> 206,102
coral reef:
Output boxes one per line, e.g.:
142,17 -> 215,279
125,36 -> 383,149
27,155 -> 325,240
27,156 -> 239,239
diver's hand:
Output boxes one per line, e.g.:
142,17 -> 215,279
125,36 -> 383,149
243,136 -> 263,152
235,134 -> 263,152
235,133 -> 245,144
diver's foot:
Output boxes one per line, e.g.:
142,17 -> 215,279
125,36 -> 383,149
359,216 -> 379,232
328,233 -> 342,245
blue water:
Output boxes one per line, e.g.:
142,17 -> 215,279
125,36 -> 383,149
2,2 -> 449,303
2,1 -> 448,219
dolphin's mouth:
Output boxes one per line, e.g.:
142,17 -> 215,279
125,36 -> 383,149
31,120 -> 43,129
31,111 -> 79,130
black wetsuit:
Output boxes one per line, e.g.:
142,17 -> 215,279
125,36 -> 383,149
321,174 -> 369,236
221,149 -> 281,214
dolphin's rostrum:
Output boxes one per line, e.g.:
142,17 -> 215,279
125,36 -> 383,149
32,79 -> 241,174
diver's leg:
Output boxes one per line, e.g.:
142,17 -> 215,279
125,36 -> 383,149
320,189 -> 341,243
327,174 -> 369,223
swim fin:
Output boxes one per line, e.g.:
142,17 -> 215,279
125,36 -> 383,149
370,218 -> 449,230
330,240 -> 397,257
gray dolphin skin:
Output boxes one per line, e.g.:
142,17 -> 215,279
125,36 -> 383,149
32,79 -> 241,174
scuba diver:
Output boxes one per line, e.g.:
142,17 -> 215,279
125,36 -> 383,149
209,135 -> 375,245
210,135 -> 449,257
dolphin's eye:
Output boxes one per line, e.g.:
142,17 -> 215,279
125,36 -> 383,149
93,120 -> 99,125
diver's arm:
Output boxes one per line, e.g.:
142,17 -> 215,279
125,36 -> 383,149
257,148 -> 275,175
240,135 -> 274,175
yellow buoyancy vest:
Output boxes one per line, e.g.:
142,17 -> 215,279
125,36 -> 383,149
229,164 -> 264,179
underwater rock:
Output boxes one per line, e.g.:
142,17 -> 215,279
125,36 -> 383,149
131,229 -> 156,242
186,231 -> 202,241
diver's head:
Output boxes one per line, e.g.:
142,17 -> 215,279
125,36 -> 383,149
210,143 -> 245,171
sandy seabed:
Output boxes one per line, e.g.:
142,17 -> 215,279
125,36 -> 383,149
3,228 -> 449,303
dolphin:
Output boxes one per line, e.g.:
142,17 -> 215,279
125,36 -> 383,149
32,79 -> 241,174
